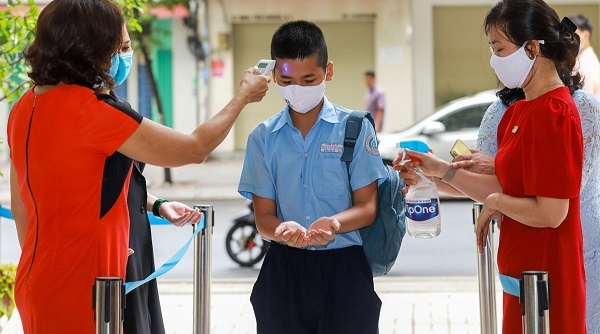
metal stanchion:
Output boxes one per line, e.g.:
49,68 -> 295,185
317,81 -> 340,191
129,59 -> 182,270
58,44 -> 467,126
93,277 -> 124,334
520,271 -> 550,334
473,203 -> 498,334
193,205 -> 213,334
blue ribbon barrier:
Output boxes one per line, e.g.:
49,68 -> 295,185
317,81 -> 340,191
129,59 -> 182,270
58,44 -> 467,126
0,206 -> 204,294
147,212 -> 173,226
498,272 -> 520,297
124,215 -> 205,294
0,207 -> 166,225
0,206 -> 13,220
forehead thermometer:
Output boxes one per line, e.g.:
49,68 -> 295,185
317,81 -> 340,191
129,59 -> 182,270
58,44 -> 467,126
255,59 -> 275,75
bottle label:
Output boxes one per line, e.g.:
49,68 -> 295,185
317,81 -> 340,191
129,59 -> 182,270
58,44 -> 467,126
405,198 -> 439,221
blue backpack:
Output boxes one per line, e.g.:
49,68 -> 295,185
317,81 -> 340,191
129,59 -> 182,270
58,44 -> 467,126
342,111 -> 406,277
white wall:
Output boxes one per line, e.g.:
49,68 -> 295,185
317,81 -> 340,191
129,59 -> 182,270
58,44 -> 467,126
171,18 -> 200,135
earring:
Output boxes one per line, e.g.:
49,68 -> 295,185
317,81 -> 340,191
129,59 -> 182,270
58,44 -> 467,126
528,53 -> 535,60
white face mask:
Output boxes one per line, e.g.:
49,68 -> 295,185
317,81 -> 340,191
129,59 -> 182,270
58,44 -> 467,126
490,41 -> 543,89
275,76 -> 326,114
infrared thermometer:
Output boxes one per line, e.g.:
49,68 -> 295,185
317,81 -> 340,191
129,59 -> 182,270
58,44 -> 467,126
255,59 -> 275,75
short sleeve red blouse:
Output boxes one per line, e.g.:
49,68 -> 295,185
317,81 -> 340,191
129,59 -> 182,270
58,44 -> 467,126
495,87 -> 585,333
8,85 -> 142,333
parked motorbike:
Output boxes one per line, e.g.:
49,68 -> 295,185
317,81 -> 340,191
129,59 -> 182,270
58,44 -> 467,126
225,201 -> 270,267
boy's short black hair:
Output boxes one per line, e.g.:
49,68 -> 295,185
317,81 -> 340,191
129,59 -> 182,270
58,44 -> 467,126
270,20 -> 328,70
365,71 -> 376,78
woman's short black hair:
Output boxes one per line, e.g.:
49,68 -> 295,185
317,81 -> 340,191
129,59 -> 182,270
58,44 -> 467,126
24,0 -> 123,89
270,20 -> 328,70
485,0 -> 582,95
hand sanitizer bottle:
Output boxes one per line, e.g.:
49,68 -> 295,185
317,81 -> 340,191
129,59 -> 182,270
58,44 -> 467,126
398,140 -> 441,238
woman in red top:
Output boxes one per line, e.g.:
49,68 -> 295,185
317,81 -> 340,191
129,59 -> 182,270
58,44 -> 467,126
8,1 -> 269,332
396,0 -> 585,332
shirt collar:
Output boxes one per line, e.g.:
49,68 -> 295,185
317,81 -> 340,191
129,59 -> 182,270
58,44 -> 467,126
272,96 -> 339,132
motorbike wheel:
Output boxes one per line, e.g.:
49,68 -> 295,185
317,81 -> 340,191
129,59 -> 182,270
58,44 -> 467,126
225,221 -> 270,267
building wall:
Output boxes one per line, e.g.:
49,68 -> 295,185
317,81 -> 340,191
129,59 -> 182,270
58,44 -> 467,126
171,18 -> 199,135
411,0 -> 600,121
1,0 -> 598,161
230,21 -> 376,149
205,0 -> 413,152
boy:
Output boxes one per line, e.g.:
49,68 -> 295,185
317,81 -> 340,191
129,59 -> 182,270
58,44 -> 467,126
238,20 -> 386,334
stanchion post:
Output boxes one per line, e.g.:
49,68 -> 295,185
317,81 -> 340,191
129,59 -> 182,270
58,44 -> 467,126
93,277 -> 124,334
520,271 -> 550,334
193,205 -> 213,334
473,203 -> 498,334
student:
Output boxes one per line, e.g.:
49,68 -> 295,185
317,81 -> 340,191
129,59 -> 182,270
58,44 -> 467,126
396,0 -> 585,332
8,0 -> 269,332
238,20 -> 386,334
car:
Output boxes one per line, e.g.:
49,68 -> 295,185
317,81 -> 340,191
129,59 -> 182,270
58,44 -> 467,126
377,90 -> 499,166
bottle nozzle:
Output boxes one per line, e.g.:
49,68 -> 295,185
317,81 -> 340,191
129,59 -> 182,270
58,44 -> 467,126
398,140 -> 430,163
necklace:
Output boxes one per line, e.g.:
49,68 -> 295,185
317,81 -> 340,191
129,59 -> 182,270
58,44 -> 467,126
528,82 -> 563,100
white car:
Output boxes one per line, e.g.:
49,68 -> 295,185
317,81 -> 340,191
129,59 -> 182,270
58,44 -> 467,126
378,90 -> 499,165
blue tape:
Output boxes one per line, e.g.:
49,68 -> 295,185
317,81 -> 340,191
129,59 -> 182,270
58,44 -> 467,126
498,273 -> 520,297
125,216 -> 206,294
0,206 -> 13,220
1,207 -> 171,225
483,222 -> 520,297
147,212 -> 172,225
0,206 -> 204,294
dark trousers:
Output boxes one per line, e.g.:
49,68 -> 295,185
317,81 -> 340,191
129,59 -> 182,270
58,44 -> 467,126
251,242 -> 381,334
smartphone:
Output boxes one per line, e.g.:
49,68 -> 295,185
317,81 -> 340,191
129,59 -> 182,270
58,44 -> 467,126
255,59 -> 275,75
450,139 -> 471,158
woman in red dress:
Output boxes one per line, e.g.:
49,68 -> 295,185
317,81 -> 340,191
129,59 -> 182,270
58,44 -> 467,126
396,0 -> 586,332
8,1 -> 269,332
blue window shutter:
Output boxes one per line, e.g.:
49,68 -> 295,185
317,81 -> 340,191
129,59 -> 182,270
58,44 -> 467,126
137,64 -> 153,119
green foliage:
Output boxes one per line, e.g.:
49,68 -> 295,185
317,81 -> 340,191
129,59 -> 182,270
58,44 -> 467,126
0,262 -> 16,319
0,0 -> 38,103
116,0 -> 147,33
0,0 -> 156,105
156,0 -> 191,8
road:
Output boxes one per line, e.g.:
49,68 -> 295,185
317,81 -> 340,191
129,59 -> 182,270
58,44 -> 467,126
0,199 -> 496,280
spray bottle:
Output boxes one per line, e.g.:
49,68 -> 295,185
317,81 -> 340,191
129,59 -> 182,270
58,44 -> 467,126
398,140 -> 441,238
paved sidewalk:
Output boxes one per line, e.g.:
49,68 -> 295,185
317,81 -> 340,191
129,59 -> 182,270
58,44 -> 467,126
157,276 -> 503,334
1,276 -> 504,334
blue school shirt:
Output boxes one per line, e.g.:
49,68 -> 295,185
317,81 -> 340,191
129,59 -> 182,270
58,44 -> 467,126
238,97 -> 387,250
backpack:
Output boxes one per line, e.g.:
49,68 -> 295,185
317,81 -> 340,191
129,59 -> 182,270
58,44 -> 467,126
341,111 -> 406,277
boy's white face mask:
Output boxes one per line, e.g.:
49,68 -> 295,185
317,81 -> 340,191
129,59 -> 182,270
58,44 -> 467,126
275,75 -> 326,114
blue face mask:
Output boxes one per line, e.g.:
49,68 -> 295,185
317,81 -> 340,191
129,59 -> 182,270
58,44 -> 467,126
108,51 -> 134,87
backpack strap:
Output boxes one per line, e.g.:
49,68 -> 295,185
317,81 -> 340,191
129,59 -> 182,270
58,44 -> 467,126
342,111 -> 377,185
342,111 -> 375,164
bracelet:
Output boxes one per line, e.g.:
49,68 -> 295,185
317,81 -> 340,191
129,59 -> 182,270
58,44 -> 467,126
440,165 -> 457,183
495,194 -> 504,211
152,198 -> 169,218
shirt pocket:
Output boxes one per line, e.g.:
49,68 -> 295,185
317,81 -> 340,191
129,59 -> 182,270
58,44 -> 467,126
313,159 -> 349,199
